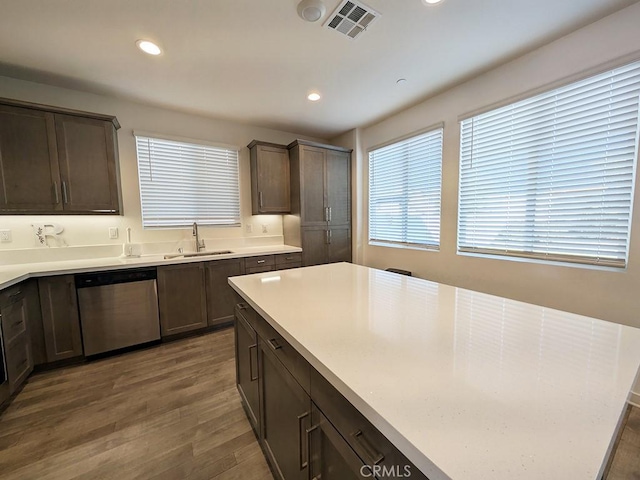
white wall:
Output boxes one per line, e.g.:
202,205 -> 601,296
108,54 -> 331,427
0,76 -> 324,254
356,3 -> 640,331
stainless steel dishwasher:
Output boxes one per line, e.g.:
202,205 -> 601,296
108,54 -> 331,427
76,268 -> 160,356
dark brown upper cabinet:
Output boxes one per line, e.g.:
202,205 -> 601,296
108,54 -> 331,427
248,140 -> 290,214
0,98 -> 121,215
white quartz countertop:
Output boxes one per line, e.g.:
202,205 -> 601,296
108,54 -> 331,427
228,262 -> 640,480
0,244 -> 301,290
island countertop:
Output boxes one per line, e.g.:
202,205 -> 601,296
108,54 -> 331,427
228,262 -> 640,480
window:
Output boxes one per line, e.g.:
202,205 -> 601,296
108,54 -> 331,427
135,134 -> 240,228
458,61 -> 640,267
368,127 -> 443,249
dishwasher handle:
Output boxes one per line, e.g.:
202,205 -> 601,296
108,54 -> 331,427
75,268 -> 157,288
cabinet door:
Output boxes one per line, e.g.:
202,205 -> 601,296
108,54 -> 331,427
252,144 -> 290,214
0,104 -> 62,213
55,114 -> 120,213
38,276 -> 83,362
301,227 -> 329,267
158,263 -> 208,336
300,147 -> 327,226
326,150 -> 351,226
5,331 -> 33,394
328,227 -> 351,264
259,338 -> 311,480
309,404 -> 367,480
235,307 -> 260,433
23,279 -> 46,366
205,258 -> 244,327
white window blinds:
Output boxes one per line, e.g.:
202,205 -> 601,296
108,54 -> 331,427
458,61 -> 640,267
369,128 -> 443,249
135,135 -> 240,228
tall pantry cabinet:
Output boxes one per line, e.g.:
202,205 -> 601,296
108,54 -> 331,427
284,140 -> 352,266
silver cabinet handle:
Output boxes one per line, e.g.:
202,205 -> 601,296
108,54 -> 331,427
325,230 -> 329,244
324,207 -> 329,222
8,290 -> 21,299
249,344 -> 258,381
298,411 -> 310,470
268,338 -> 282,350
53,182 -> 60,204
259,191 -> 264,209
328,207 -> 332,222
352,430 -> 385,466
257,259 -> 266,264
306,425 -> 318,476
62,181 -> 69,204
328,230 -> 332,244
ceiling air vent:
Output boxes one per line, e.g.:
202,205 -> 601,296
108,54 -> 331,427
324,0 -> 380,40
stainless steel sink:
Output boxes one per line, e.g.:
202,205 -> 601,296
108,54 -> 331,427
164,250 -> 233,259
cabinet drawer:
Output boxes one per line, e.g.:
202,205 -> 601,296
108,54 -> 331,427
238,303 -> 310,394
0,284 -> 24,308
6,331 -> 32,393
275,252 -> 302,266
245,265 -> 275,275
310,369 -> 427,479
1,299 -> 28,344
244,255 -> 275,270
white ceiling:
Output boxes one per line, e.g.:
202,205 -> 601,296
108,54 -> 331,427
0,0 -> 636,138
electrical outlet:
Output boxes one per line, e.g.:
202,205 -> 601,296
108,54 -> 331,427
0,229 -> 12,243
108,227 -> 119,239
245,224 -> 253,233
262,224 -> 268,234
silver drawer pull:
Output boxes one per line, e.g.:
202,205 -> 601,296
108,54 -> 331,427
257,260 -> 266,264
12,320 -> 23,328
8,290 -> 21,299
352,430 -> 385,465
268,338 -> 282,351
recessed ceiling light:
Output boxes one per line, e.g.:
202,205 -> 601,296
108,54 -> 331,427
422,0 -> 443,5
307,92 -> 321,102
136,40 -> 162,56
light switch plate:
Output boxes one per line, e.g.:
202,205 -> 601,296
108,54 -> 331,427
0,229 -> 12,243
108,227 -> 119,239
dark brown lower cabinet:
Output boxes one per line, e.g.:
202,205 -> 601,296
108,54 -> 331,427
206,258 -> 244,327
0,285 -> 34,395
235,306 -> 260,432
308,403 -> 367,480
158,263 -> 208,337
301,227 -> 351,266
259,334 -> 311,480
38,275 -> 83,362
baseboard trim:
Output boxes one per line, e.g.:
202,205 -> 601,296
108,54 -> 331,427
630,391 -> 640,408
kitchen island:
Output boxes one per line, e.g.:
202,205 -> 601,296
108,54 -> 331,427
229,262 -> 640,480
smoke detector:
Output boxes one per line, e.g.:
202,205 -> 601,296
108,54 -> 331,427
324,0 -> 380,40
298,0 -> 326,22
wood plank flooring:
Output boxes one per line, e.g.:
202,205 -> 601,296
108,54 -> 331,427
0,327 -> 273,480
0,326 -> 638,479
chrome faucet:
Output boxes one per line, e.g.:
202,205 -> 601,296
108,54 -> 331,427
192,222 -> 206,252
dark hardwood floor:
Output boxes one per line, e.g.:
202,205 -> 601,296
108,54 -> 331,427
0,327 -> 272,480
0,326 -> 638,479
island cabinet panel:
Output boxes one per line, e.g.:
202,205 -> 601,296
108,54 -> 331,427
55,114 -> 120,214
205,258 -> 244,327
0,105 -> 61,213
38,275 -> 83,362
248,141 -> 290,214
158,263 -> 208,337
234,305 -> 260,433
308,403 -> 368,480
259,334 -> 311,480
